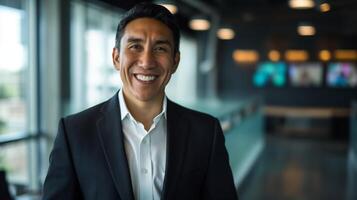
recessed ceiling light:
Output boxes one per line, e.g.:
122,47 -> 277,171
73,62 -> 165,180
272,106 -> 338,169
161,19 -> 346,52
297,25 -> 316,36
320,3 -> 330,12
189,18 -> 210,31
217,28 -> 235,40
155,0 -> 178,14
289,0 -> 315,9
159,4 -> 178,14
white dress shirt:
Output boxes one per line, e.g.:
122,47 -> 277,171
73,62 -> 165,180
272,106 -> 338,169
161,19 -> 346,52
118,90 -> 167,200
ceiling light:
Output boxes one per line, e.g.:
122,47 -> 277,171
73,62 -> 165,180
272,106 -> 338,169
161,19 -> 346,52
319,3 -> 330,12
289,0 -> 315,9
334,50 -> 357,60
268,50 -> 281,61
285,50 -> 309,62
297,25 -> 316,36
233,50 -> 259,64
159,4 -> 177,14
155,0 -> 178,14
319,50 -> 331,61
189,18 -> 210,31
217,28 -> 235,40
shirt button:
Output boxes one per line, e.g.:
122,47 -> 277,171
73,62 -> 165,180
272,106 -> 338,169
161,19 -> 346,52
142,168 -> 148,174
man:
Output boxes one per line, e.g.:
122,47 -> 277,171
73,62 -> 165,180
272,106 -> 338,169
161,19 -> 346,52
43,2 -> 238,200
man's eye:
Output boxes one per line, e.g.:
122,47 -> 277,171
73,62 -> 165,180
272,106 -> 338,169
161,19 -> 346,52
154,46 -> 167,52
129,44 -> 142,50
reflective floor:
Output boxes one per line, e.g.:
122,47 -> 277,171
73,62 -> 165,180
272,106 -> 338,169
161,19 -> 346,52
239,135 -> 350,200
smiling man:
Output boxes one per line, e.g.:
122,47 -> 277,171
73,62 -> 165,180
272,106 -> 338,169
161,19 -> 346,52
42,3 -> 238,200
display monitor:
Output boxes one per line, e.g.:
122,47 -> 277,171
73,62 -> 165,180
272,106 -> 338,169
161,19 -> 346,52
253,62 -> 286,87
327,62 -> 357,87
289,63 -> 323,87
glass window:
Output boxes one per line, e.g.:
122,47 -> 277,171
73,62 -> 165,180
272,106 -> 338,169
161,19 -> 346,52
0,142 -> 29,183
70,2 -> 122,114
0,0 -> 36,193
85,5 -> 122,106
0,3 -> 28,135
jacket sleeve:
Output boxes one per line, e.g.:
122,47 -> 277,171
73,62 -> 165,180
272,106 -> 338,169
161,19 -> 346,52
42,118 -> 83,200
202,119 -> 239,200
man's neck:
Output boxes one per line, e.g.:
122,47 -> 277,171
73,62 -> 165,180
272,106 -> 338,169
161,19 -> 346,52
123,91 -> 164,131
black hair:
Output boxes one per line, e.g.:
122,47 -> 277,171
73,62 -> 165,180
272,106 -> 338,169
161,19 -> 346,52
115,2 -> 180,54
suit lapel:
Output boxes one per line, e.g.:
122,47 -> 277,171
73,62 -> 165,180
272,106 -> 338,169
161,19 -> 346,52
161,100 -> 190,200
96,93 -> 134,200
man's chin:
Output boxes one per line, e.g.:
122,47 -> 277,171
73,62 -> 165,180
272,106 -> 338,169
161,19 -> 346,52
134,91 -> 165,103
133,93 -> 156,102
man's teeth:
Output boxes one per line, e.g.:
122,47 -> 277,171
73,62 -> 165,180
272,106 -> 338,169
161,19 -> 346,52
136,74 -> 156,81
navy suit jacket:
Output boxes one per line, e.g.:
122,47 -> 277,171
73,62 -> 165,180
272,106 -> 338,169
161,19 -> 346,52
42,92 -> 238,200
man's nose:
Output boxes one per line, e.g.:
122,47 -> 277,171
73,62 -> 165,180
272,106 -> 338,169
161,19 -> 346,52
139,49 -> 156,69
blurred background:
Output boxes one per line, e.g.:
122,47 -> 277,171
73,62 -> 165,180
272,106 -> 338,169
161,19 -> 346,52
0,0 -> 356,199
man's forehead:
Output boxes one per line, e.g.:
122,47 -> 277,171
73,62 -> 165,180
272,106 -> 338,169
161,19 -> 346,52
122,18 -> 174,42
122,33 -> 172,44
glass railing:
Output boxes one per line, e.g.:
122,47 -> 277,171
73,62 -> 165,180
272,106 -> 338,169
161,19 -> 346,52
347,101 -> 357,200
177,96 -> 265,189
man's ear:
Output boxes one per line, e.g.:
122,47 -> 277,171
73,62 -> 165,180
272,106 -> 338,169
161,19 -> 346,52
172,52 -> 180,74
112,48 -> 120,71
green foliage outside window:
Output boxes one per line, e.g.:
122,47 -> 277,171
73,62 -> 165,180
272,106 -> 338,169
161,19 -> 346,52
0,84 -> 19,99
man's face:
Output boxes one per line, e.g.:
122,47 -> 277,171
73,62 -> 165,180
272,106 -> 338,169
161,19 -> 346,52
112,17 -> 180,103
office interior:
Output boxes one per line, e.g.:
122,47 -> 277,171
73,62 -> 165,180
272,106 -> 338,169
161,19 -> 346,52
0,0 -> 356,199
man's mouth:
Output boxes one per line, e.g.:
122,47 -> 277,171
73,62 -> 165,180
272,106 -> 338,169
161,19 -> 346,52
135,74 -> 157,82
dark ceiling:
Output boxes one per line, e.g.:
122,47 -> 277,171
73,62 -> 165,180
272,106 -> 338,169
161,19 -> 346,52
97,0 -> 357,38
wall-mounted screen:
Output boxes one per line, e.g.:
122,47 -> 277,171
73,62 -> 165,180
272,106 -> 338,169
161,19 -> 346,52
289,63 -> 323,87
327,62 -> 357,87
253,62 -> 286,87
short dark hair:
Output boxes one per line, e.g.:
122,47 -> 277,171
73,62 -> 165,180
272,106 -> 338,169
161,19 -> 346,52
115,2 -> 180,54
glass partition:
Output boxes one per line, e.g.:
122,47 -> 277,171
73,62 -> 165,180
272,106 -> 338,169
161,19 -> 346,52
70,1 -> 122,114
0,2 -> 29,135
0,0 -> 37,194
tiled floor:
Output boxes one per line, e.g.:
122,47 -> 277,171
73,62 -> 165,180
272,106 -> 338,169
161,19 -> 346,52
239,135 -> 351,200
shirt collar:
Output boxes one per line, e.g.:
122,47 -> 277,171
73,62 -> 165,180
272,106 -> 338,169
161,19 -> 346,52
118,89 -> 130,121
118,89 -> 167,122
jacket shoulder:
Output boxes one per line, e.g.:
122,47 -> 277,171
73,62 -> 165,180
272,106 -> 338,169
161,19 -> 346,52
169,100 -> 218,124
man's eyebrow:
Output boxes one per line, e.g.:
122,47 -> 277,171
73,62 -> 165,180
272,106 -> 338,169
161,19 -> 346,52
127,37 -> 143,43
126,37 -> 172,47
155,39 -> 172,47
